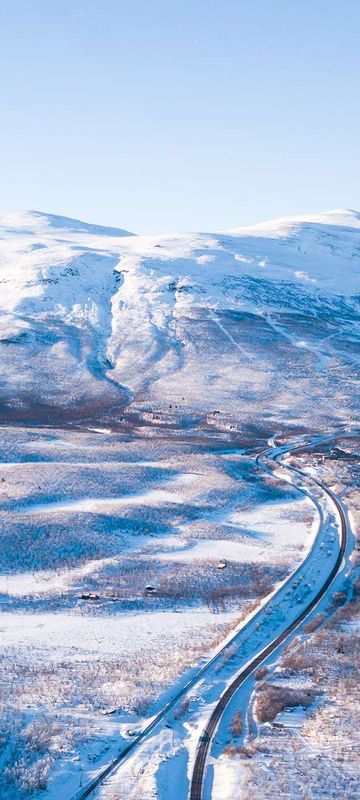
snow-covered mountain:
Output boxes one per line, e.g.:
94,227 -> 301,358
1,209 -> 360,430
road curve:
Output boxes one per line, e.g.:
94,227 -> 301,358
189,444 -> 348,800
71,435 -> 349,800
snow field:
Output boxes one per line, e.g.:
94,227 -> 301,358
0,425 -> 318,798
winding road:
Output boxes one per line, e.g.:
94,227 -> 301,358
189,440 -> 349,800
72,433 -> 351,800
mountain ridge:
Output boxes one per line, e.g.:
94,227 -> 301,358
0,208 -> 359,430
2,206 -> 360,239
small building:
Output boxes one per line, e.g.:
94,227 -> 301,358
217,559 -> 227,570
144,585 -> 157,595
80,592 -> 99,601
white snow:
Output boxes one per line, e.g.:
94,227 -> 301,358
154,538 -> 264,563
0,556 -> 119,597
0,608 -> 239,660
224,501 -> 316,552
1,208 -> 360,798
0,207 -> 359,422
26,489 -> 185,515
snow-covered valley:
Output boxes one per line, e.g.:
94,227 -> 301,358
1,209 -> 360,800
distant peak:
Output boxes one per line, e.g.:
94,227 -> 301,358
0,210 -> 135,237
31,210 -> 135,237
226,208 -> 360,236
300,208 -> 360,225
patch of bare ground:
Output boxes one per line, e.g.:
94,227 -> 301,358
230,710 -> 243,736
254,683 -> 318,724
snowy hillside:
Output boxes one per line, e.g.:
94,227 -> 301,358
1,209 -> 360,800
1,208 -> 360,429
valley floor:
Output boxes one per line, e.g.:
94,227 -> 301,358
0,424 -> 358,800
0,422 -> 317,800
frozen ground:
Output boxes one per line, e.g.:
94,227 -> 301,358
0,209 -> 360,799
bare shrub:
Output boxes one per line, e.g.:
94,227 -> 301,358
282,635 -> 314,673
327,591 -> 348,614
255,666 -> 269,681
230,710 -> 243,736
236,743 -> 256,758
0,712 -> 74,799
18,755 -> 53,792
173,697 -> 189,720
303,613 -> 326,634
254,684 -> 318,723
224,742 -> 255,758
224,743 -> 238,758
21,718 -> 63,753
3,757 -> 53,794
222,643 -> 239,663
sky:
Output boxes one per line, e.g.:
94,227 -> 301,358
0,0 -> 359,233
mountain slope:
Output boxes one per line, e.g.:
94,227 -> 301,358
0,209 -> 359,429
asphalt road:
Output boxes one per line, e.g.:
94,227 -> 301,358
189,446 -> 348,800
71,434 -> 349,800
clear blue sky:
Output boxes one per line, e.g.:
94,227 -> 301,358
1,0 -> 359,233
